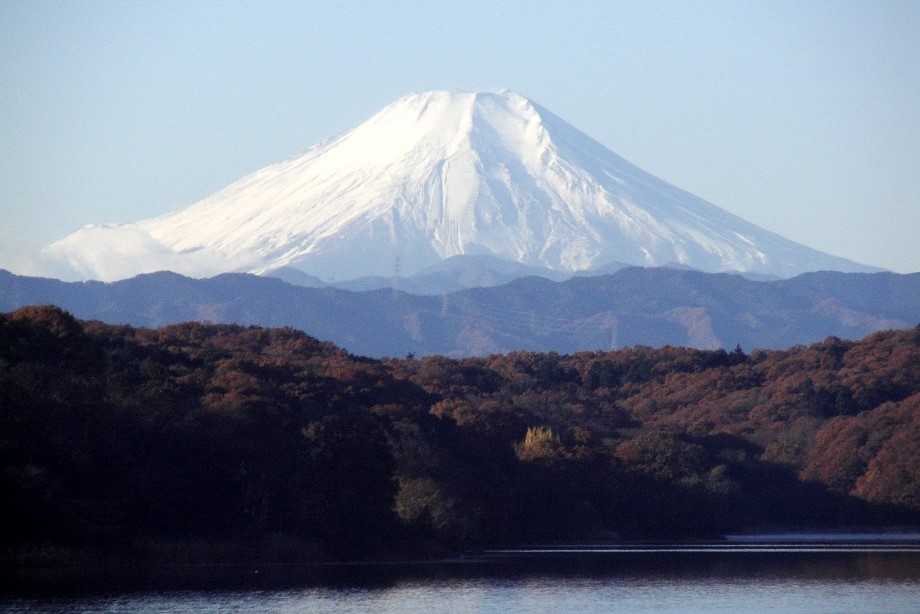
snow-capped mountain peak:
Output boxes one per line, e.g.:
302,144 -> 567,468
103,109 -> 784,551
47,89 -> 878,282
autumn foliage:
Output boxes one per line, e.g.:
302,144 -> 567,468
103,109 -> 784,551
2,305 -> 919,560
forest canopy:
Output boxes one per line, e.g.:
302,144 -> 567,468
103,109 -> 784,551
2,305 -> 919,562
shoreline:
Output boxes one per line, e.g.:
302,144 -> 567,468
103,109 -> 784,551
6,531 -> 920,596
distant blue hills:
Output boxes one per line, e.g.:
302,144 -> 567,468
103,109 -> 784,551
1,267 -> 917,358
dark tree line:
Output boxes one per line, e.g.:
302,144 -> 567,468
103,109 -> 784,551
2,306 -> 919,563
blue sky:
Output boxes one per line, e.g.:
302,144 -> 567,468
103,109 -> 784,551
1,0 -> 918,274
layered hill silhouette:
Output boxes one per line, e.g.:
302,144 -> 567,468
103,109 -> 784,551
2,267 -> 916,358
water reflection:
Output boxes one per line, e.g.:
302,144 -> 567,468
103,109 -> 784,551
468,545 -> 920,582
5,573 -> 920,614
4,541 -> 920,613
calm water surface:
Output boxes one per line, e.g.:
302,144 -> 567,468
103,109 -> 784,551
5,540 -> 920,613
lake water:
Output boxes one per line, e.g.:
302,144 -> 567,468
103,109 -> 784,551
5,538 -> 920,613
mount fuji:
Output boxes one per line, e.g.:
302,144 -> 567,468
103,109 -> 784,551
47,90 -> 878,282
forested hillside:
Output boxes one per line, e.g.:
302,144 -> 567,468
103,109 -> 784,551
2,306 -> 919,565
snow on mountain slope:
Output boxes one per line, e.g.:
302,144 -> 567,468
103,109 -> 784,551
47,90 -> 879,281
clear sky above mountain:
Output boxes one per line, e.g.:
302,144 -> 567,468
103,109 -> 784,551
1,1 -> 918,275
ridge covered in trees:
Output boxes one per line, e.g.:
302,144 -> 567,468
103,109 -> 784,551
2,306 -> 919,567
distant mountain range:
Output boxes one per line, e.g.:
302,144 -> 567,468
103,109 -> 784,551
2,267 -> 916,358
267,253 -> 577,294
46,90 -> 878,282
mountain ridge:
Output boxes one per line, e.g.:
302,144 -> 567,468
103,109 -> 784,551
2,267 -> 915,358
46,90 -> 880,281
